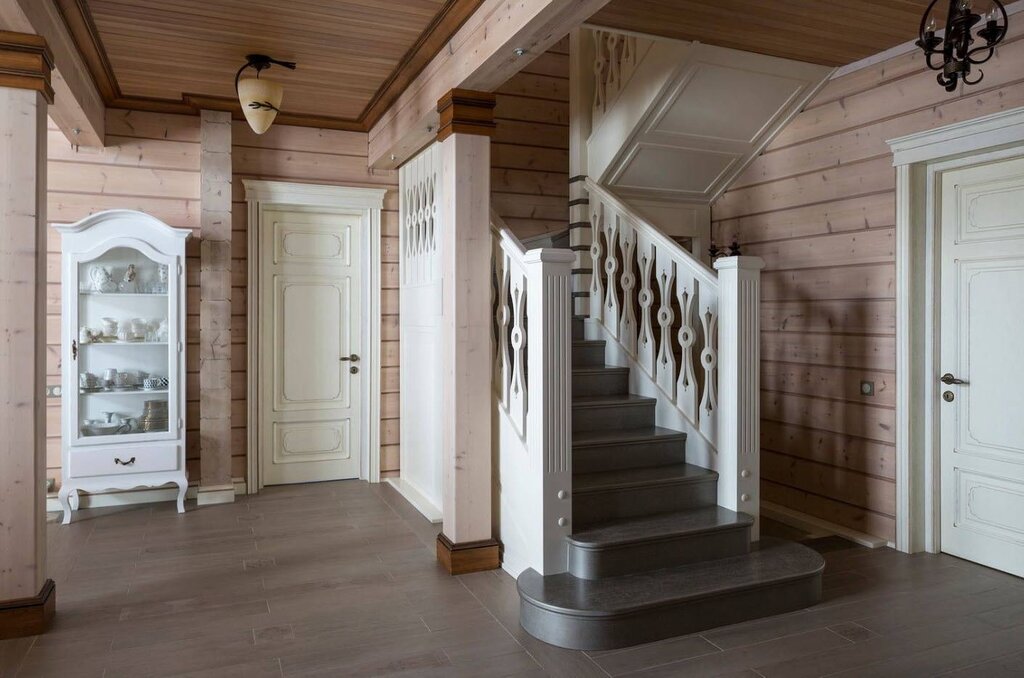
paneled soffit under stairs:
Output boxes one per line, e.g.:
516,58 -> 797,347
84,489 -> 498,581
588,32 -> 833,205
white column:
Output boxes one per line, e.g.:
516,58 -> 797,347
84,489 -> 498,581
714,256 -> 764,539
435,89 -> 499,574
524,249 -> 575,574
0,32 -> 54,637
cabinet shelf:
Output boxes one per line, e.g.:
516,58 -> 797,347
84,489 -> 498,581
81,341 -> 168,347
78,291 -> 168,298
80,389 -> 169,397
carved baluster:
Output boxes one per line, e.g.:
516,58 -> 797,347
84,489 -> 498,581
606,33 -> 621,96
497,252 -> 511,405
509,276 -> 527,432
698,285 -> 719,445
589,202 -> 605,322
618,224 -> 637,353
675,271 -> 697,421
603,211 -> 620,337
593,30 -> 607,113
635,235 -> 656,377
654,250 -> 676,398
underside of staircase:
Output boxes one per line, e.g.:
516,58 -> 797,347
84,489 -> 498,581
516,317 -> 824,651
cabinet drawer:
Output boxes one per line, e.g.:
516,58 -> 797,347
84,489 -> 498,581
70,445 -> 180,478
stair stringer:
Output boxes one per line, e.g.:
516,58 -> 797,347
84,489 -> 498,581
583,317 -> 721,513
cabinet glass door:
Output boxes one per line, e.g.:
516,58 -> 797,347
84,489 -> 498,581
72,245 -> 175,443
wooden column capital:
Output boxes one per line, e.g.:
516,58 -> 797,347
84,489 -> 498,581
436,88 -> 496,142
0,31 -> 54,103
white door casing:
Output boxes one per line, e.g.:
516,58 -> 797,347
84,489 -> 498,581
260,209 -> 361,485
244,181 -> 386,491
938,157 -> 1024,577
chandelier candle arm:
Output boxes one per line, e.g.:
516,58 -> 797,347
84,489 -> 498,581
916,0 -> 1008,92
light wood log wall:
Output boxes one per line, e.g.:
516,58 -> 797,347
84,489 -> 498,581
712,25 -> 1024,542
230,122 -> 401,478
491,39 -> 569,239
46,110 -> 202,486
44,109 -> 401,490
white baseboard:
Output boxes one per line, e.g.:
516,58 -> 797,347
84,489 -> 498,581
47,478 -> 247,513
762,501 -> 887,549
196,483 -> 237,506
385,477 -> 442,523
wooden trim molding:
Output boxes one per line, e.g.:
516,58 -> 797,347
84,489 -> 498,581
0,579 -> 55,640
0,31 -> 53,103
436,534 -> 500,575
436,89 -> 497,141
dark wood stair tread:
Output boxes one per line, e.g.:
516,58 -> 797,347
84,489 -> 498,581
568,506 -> 752,549
572,426 -> 685,448
517,538 -> 824,617
574,463 -> 716,492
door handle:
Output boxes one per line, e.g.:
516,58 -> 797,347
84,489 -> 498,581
940,373 -> 967,385
339,354 -> 360,362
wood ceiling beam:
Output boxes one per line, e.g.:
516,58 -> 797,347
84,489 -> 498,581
0,0 -> 103,147
367,0 -> 612,170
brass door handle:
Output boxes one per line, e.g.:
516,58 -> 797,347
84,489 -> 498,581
339,354 -> 360,362
940,373 -> 967,385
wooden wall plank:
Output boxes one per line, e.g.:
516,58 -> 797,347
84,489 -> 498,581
713,34 -> 1024,542
491,45 -> 569,240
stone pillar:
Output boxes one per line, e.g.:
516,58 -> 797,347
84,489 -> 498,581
0,31 -> 55,638
434,89 -> 500,575
197,110 -> 234,505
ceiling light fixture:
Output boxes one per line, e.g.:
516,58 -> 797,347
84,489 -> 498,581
235,54 -> 297,134
916,0 -> 1008,92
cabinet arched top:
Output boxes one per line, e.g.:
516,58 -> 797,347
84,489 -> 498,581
54,210 -> 191,254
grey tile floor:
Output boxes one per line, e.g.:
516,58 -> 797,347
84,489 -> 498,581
1,480 -> 1023,677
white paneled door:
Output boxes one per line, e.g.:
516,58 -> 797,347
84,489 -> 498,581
260,209 -> 362,485
939,156 -> 1024,577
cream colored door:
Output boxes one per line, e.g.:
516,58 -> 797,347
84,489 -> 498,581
939,155 -> 1024,576
260,209 -> 361,485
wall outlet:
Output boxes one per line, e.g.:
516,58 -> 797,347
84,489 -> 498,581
46,384 -> 62,398
860,380 -> 875,396
46,478 -> 55,492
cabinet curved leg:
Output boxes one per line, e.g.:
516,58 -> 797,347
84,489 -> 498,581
175,480 -> 187,514
69,489 -> 80,511
57,485 -> 73,525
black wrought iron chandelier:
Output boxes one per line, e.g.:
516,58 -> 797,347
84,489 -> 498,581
916,0 -> 1009,92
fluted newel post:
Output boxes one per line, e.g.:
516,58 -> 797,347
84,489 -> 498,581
714,256 -> 764,540
524,249 -> 575,574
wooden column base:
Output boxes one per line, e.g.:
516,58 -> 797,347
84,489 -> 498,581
436,534 -> 500,575
0,579 -> 55,639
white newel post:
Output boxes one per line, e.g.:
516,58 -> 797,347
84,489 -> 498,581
524,249 -> 575,574
435,89 -> 501,574
714,256 -> 764,540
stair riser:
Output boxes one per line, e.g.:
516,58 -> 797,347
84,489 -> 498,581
574,478 -> 717,526
573,371 -> 629,397
573,402 -> 654,432
572,344 -> 605,367
519,571 -> 822,651
572,318 -> 585,341
568,526 -> 750,579
572,438 -> 686,474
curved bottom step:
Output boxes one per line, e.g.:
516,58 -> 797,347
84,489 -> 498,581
517,538 -> 824,651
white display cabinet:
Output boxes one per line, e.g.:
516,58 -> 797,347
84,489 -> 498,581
55,210 -> 190,524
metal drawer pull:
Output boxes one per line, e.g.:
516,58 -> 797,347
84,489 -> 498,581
114,457 -> 136,466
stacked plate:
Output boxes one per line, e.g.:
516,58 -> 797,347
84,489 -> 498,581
139,400 -> 169,432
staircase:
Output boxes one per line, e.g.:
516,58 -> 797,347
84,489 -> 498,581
515,318 -> 824,651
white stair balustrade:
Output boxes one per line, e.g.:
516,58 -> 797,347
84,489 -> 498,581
491,211 -> 575,576
585,179 -> 763,537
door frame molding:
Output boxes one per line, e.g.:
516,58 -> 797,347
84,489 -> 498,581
889,107 -> 1024,553
243,180 -> 387,491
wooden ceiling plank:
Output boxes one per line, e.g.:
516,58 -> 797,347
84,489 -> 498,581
0,0 -> 104,147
